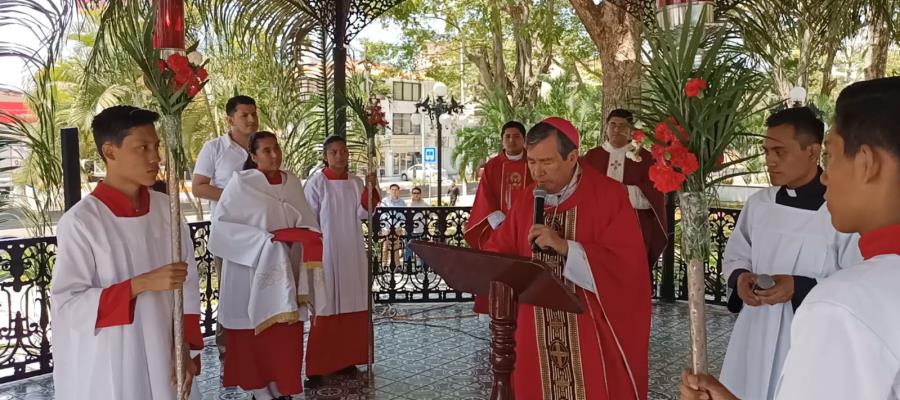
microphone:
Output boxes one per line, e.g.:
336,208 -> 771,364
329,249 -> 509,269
532,187 -> 547,252
754,274 -> 775,291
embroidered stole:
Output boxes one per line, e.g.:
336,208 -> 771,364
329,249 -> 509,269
533,208 -> 587,400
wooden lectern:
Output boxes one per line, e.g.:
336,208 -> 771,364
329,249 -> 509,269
409,241 -> 584,400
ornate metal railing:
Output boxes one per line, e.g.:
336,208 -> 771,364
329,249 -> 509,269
370,207 -> 473,302
0,222 -> 218,383
649,207 -> 741,306
0,205 -> 739,383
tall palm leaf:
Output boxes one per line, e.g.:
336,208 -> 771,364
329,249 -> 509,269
0,0 -> 72,236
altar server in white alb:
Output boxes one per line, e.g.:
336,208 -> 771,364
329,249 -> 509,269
209,131 -> 325,400
682,76 -> 900,400
719,106 -> 861,400
302,135 -> 380,388
51,105 -> 202,400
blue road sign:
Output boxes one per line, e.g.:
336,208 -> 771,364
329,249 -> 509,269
424,147 -> 437,164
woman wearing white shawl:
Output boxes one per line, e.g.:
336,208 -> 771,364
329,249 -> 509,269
209,131 -> 324,400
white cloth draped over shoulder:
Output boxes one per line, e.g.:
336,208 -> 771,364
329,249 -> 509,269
50,192 -> 201,400
303,171 -> 369,316
209,169 -> 325,333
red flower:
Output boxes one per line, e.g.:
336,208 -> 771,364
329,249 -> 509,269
157,59 -> 166,74
632,129 -> 645,142
651,143 -> 667,163
667,116 -> 690,144
649,162 -> 687,193
166,53 -> 191,74
654,121 -> 675,144
668,142 -> 699,175
196,67 -> 208,81
684,78 -> 708,98
186,78 -> 201,97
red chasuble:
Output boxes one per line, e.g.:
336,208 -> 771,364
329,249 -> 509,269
91,182 -> 204,372
465,153 -> 532,313
582,147 -> 668,267
484,164 -> 651,400
464,152 -> 532,249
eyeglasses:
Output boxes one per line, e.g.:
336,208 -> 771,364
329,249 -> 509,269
412,191 -> 421,195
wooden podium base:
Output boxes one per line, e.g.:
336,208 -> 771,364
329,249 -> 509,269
489,281 -> 517,400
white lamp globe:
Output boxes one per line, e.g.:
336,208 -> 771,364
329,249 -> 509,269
789,86 -> 807,105
410,113 -> 422,125
433,81 -> 449,98
438,113 -> 452,127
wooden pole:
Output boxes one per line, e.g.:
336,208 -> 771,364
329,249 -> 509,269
157,114 -> 186,399
366,136 -> 376,384
155,0 -> 187,396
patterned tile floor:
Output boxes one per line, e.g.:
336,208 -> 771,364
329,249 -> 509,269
0,301 -> 733,400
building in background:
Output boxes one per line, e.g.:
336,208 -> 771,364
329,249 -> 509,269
0,89 -> 32,192
378,78 -> 470,180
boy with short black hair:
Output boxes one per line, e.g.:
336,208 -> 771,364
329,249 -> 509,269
51,105 -> 202,400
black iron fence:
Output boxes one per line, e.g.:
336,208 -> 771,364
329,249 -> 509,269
0,205 -> 739,383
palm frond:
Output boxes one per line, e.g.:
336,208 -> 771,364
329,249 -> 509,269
637,5 -> 771,192
0,0 -> 71,236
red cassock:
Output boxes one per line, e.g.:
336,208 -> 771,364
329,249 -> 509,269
464,153 -> 532,313
484,163 -> 651,400
582,147 -> 668,268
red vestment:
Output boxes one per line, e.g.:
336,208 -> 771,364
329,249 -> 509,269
484,163 -> 651,400
465,153 -> 532,313
464,152 -> 532,249
582,147 -> 668,267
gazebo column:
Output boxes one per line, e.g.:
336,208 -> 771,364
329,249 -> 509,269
333,0 -> 348,137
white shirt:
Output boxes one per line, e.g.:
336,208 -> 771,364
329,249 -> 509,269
380,197 -> 407,207
193,134 -> 248,214
409,199 -> 429,207
775,254 -> 900,399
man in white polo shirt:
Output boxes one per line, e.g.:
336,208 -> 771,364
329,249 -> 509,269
192,95 -> 257,363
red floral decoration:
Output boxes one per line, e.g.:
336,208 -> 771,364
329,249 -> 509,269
684,78 -> 708,98
632,129 -> 645,142
649,163 -> 687,193
158,53 -> 208,98
366,99 -> 389,128
647,116 -> 700,193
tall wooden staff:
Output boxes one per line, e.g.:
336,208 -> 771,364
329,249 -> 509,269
366,135 -> 376,383
155,0 -> 187,397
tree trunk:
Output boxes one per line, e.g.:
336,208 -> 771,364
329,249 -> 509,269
820,41 -> 839,97
569,0 -> 642,124
864,5 -> 890,80
489,0 -> 509,96
797,25 -> 812,91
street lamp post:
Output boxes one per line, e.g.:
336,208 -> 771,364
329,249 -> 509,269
412,82 -> 463,205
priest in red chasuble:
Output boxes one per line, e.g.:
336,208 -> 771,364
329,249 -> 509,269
583,109 -> 667,268
484,118 -> 651,400
464,120 -> 533,249
465,120 -> 533,313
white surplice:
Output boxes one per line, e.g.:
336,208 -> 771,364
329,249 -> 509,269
601,141 -> 651,210
774,254 -> 900,400
303,171 -> 369,316
51,192 -> 201,400
209,170 -> 324,332
720,187 -> 861,400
